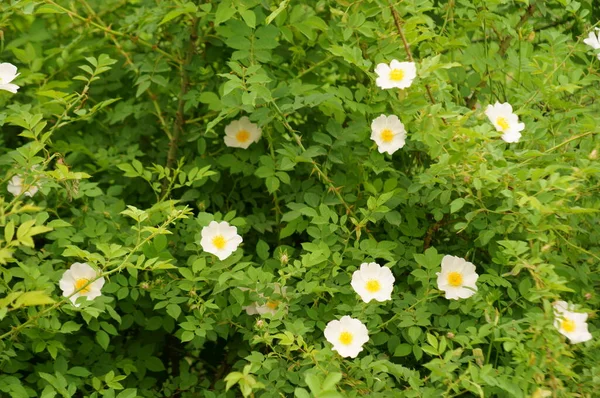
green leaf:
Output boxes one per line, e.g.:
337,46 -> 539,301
67,367 -> 91,377
224,371 -> 243,391
321,372 -> 342,391
13,291 -> 55,308
61,321 -> 81,333
450,198 -> 465,213
408,326 -> 421,343
426,333 -> 438,350
146,356 -> 165,372
256,240 -> 270,260
4,221 -> 15,243
393,344 -> 412,357
116,389 -> 138,398
304,373 -> 320,394
166,303 -> 181,320
294,388 -> 311,398
240,9 -> 256,29
266,176 -> 280,193
214,0 -> 236,25
96,331 -> 110,350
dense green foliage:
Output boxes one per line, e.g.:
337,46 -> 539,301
1,0 -> 599,396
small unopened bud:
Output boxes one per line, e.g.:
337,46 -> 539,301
140,282 -> 150,290
584,292 -> 592,300
472,348 -> 484,367
280,251 -> 289,264
446,332 -> 455,339
589,149 -> 598,160
256,319 -> 265,328
189,289 -> 197,297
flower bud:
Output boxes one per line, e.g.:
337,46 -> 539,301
280,251 -> 289,264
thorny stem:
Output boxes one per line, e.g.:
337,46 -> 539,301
43,0 -> 179,63
265,129 -> 282,225
270,101 -> 356,219
76,0 -> 172,140
512,131 -> 597,169
389,1 -> 440,112
162,17 -> 199,196
465,3 -> 536,108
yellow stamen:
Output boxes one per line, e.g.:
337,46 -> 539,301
266,300 -> 279,310
380,129 -> 394,143
447,272 -> 463,287
339,331 -> 353,345
236,130 -> 250,143
365,279 -> 381,293
212,235 -> 226,250
496,117 -> 510,131
389,68 -> 404,82
561,318 -> 576,333
75,278 -> 91,294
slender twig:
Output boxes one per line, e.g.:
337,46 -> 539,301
512,131 -> 597,169
423,216 -> 459,249
265,129 -> 282,225
297,55 -> 334,78
162,17 -> 199,195
270,101 -> 357,219
465,4 -> 536,108
43,0 -> 179,63
389,1 -> 438,106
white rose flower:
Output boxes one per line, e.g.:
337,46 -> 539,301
224,116 -> 262,149
324,316 -> 369,358
351,262 -> 395,303
200,221 -> 243,261
7,175 -> 39,197
553,300 -> 593,344
436,255 -> 479,300
370,114 -> 407,155
484,102 -> 525,143
0,63 -> 20,93
59,262 -> 105,307
374,59 -> 416,90
583,28 -> 600,60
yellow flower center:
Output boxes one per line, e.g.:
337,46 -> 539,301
496,117 -> 510,131
380,129 -> 394,143
266,300 -> 279,310
447,272 -> 463,287
236,130 -> 250,143
561,318 -> 576,333
75,278 -> 91,294
365,279 -> 381,293
389,68 -> 404,82
339,331 -> 353,345
212,235 -> 226,250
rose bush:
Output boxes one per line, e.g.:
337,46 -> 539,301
0,0 -> 598,397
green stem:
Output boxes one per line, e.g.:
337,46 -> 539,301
0,209 -> 187,341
